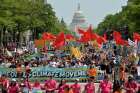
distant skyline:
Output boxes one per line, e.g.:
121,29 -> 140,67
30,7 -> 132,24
47,0 -> 128,27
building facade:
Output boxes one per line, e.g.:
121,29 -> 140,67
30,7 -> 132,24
69,3 -> 88,37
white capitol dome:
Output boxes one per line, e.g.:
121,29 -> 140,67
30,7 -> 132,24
69,3 -> 89,37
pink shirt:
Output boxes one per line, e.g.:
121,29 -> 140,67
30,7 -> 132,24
99,80 -> 112,93
8,86 -> 19,93
44,79 -> 57,90
2,79 -> 9,88
24,81 -> 31,89
125,81 -> 137,93
58,84 -> 69,93
85,83 -> 95,93
33,82 -> 41,89
71,83 -> 81,93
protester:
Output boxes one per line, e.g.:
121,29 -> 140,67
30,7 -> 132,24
138,84 -> 140,93
124,75 -> 138,93
44,75 -> 57,93
130,64 -> 138,79
64,85 -> 73,93
25,65 -> 31,80
23,78 -> 31,93
105,61 -> 114,81
84,78 -> 95,93
113,80 -> 122,93
32,80 -> 42,93
1,74 -> 9,93
71,79 -> 81,93
16,63 -> 23,82
119,61 -> 126,85
98,75 -> 112,93
57,79 -> 69,93
0,34 -> 140,93
8,79 -> 19,93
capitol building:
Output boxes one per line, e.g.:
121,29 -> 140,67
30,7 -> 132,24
69,4 -> 89,37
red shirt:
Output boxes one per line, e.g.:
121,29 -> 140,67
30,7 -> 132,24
2,79 -> 9,89
44,79 -> 57,90
125,81 -> 137,93
85,83 -> 95,93
24,81 -> 31,89
33,82 -> 41,89
99,80 -> 112,93
58,84 -> 69,93
71,83 -> 81,93
8,86 -> 19,93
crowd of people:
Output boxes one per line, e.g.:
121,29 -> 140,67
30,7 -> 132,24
0,74 -> 139,93
0,41 -> 140,93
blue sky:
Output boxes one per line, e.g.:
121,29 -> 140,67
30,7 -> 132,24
47,0 -> 128,27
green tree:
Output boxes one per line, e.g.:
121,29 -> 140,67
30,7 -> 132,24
0,0 -> 70,46
96,0 -> 140,38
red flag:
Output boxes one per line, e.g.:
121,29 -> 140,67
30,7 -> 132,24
115,37 -> 128,46
97,36 -> 107,45
82,25 -> 93,41
92,33 -> 99,40
78,28 -> 85,34
87,25 -> 92,33
113,31 -> 121,40
42,32 -> 56,40
133,33 -> 140,41
78,36 -> 88,43
77,25 -> 94,43
103,33 -> 107,40
65,34 -> 74,40
113,31 -> 128,46
53,32 -> 65,49
42,32 -> 47,40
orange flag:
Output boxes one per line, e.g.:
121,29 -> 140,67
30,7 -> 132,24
35,39 -> 45,48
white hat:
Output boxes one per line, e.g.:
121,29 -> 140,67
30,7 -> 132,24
75,79 -> 79,81
128,75 -> 134,79
12,78 -> 16,82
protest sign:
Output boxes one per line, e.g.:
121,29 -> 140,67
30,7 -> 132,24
0,66 -> 104,82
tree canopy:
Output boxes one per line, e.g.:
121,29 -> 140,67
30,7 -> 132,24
0,0 -> 70,46
96,0 -> 140,39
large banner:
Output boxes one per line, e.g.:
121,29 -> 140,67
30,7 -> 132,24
0,66 -> 104,82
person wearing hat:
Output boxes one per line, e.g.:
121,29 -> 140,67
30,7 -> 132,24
8,79 -> 19,93
71,79 -> 81,93
124,75 -> 138,93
